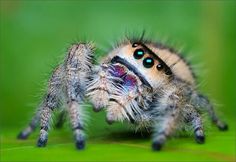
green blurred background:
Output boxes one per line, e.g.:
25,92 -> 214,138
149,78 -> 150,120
0,1 -> 235,161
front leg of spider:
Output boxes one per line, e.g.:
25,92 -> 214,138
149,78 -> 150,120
37,43 -> 94,149
17,94 -> 66,139
17,108 -> 40,139
151,90 -> 181,151
37,65 -> 63,147
65,43 -> 93,149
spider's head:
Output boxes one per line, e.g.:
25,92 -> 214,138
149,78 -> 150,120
108,41 -> 173,90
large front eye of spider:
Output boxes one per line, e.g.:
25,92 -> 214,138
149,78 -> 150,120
133,49 -> 144,59
143,57 -> 154,68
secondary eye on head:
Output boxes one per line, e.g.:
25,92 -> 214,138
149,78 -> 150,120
156,64 -> 163,70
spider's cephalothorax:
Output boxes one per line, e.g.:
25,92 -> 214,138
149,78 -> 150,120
17,39 -> 228,151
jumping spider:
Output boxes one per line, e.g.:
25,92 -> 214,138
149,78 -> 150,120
17,37 -> 228,151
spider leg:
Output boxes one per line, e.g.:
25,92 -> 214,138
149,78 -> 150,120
192,93 -> 228,131
65,43 -> 93,150
151,91 -> 180,151
67,101 -> 85,149
18,106 -> 66,139
183,105 -> 205,144
17,108 -> 40,139
18,105 -> 66,140
17,65 -> 63,140
37,65 -> 63,147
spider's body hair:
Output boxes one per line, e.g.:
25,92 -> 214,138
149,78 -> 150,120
86,65 -> 114,111
107,74 -> 142,123
18,38 -> 228,151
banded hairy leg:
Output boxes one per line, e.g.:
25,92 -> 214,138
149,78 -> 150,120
18,43 -> 94,149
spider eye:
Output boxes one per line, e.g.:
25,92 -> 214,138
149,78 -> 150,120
143,57 -> 154,68
156,64 -> 163,70
132,43 -> 139,47
133,49 -> 144,59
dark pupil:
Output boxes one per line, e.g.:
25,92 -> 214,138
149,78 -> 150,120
143,57 -> 154,68
156,64 -> 163,70
133,49 -> 144,59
